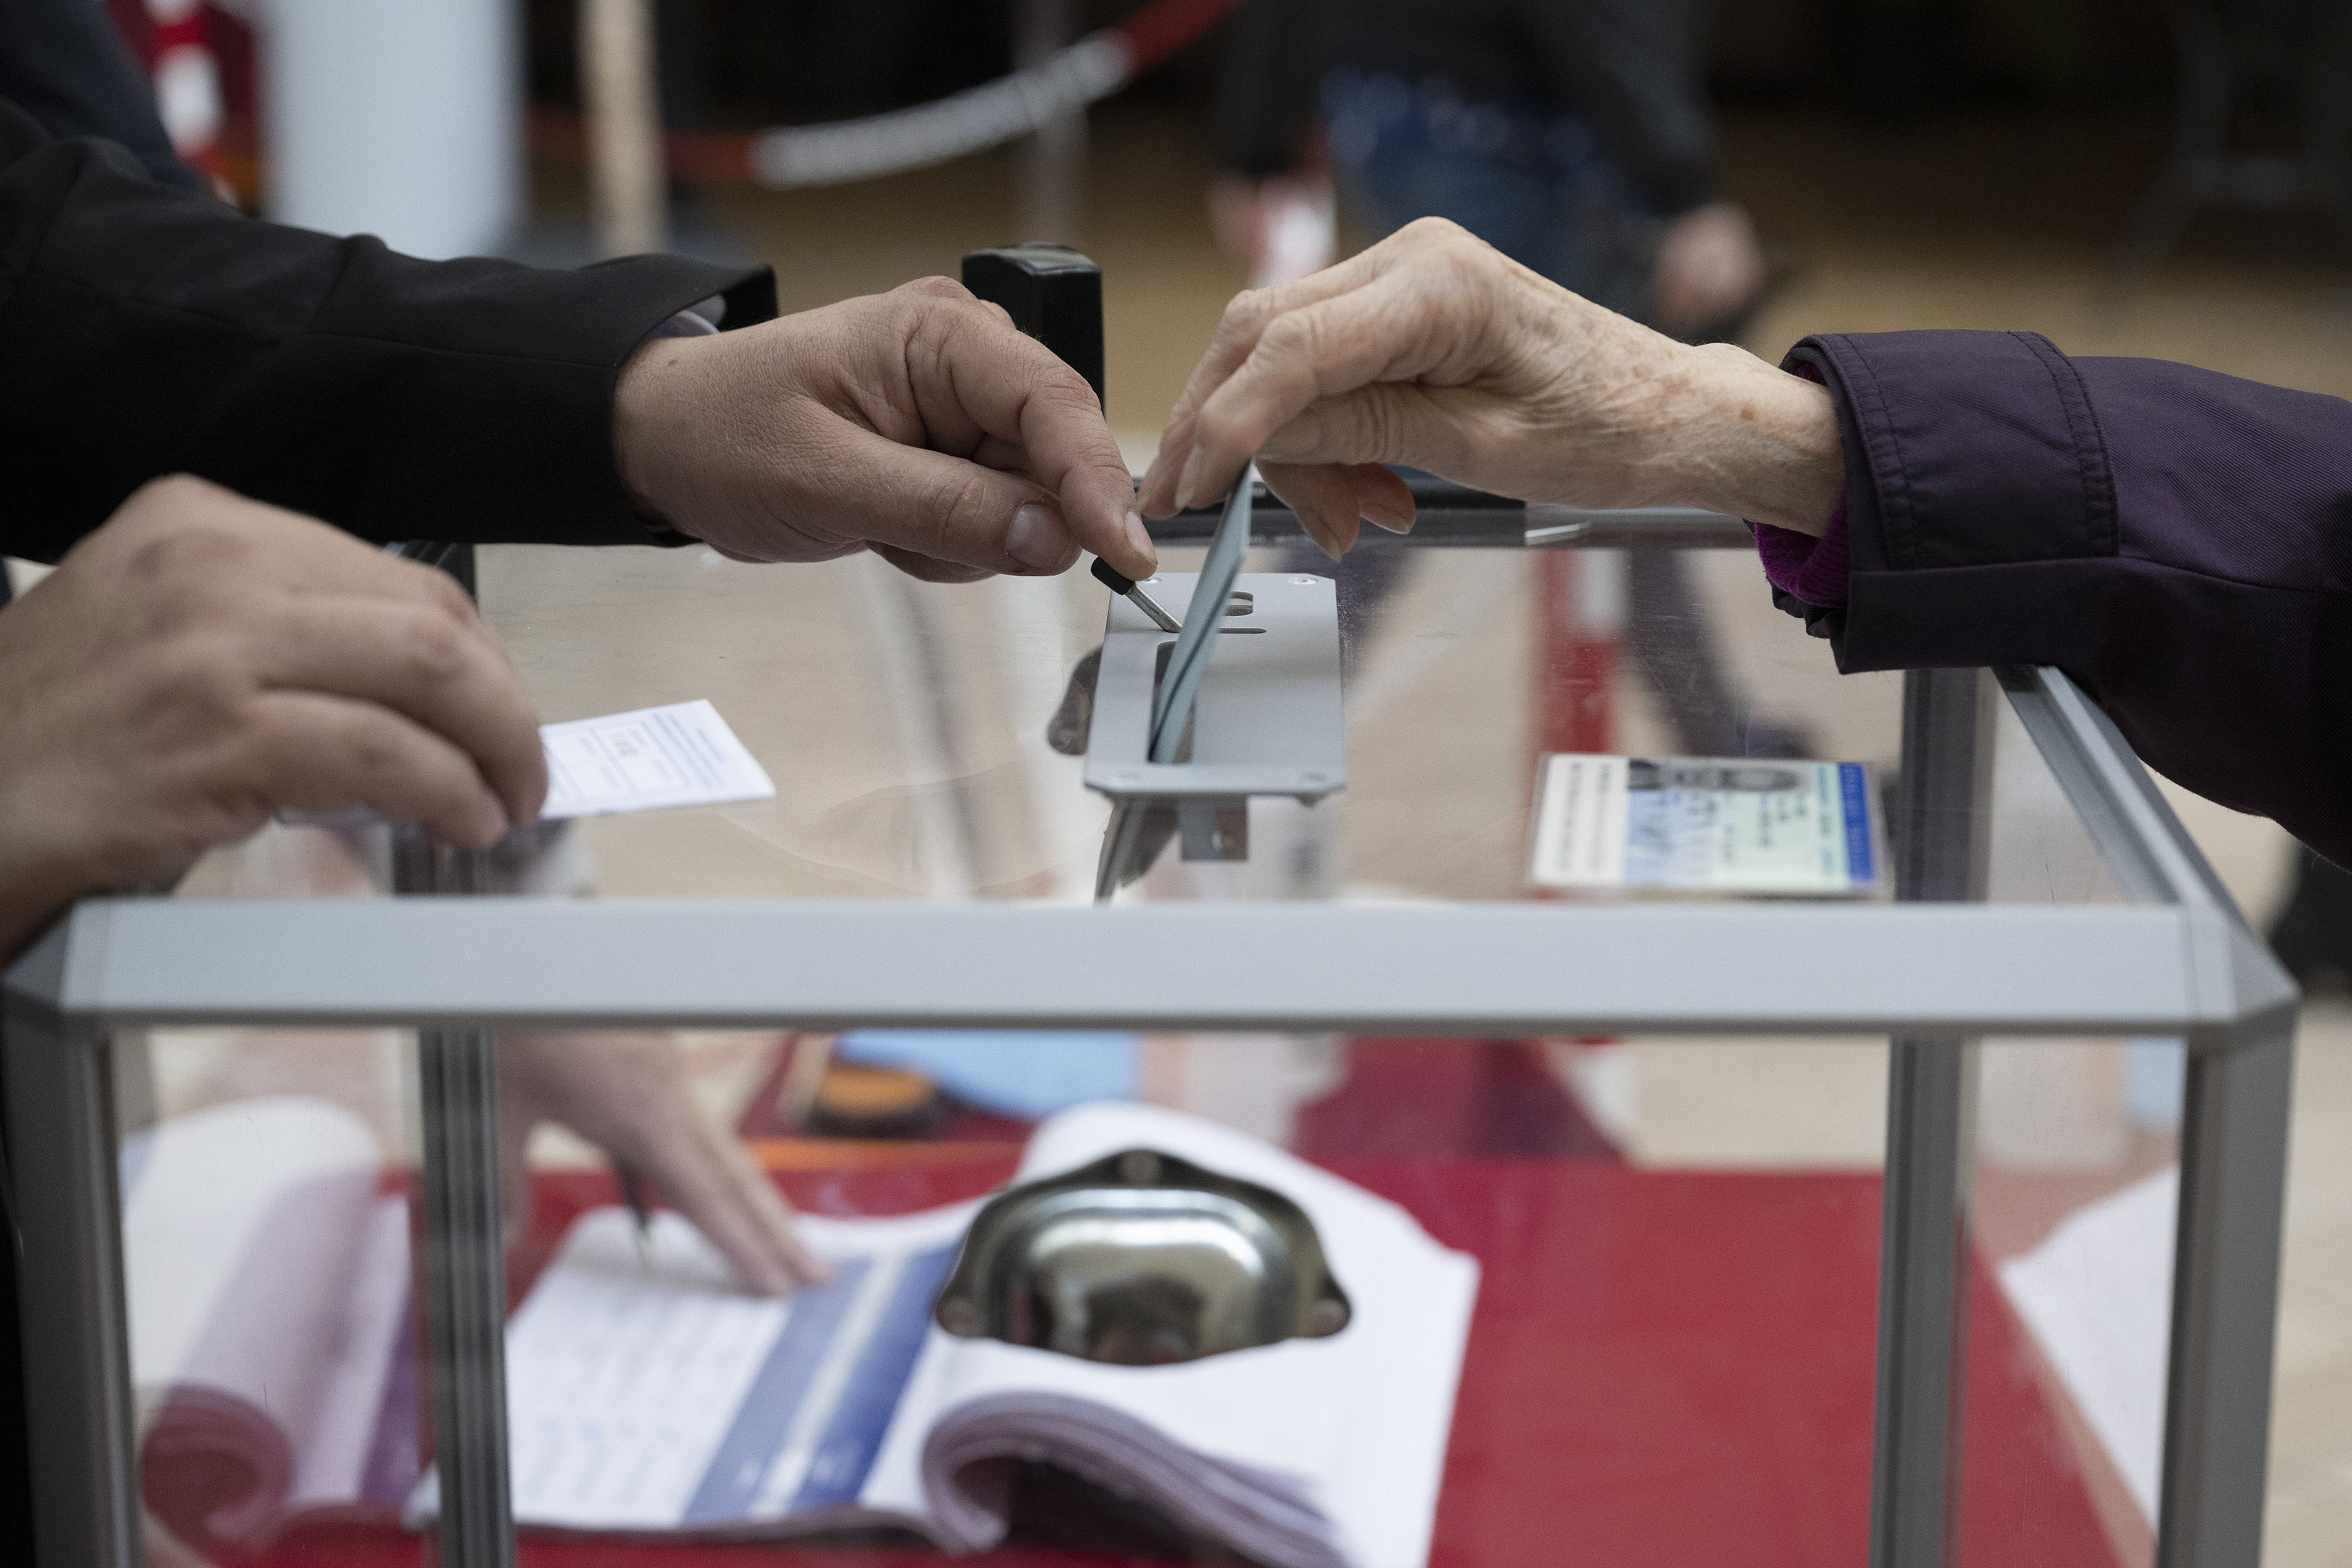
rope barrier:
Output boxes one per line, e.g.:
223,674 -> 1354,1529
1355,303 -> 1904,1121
534,0 -> 1247,189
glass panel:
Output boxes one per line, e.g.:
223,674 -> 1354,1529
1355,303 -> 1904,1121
143,492 -> 2197,1568
453,538 -> 2124,911
1983,689 -> 2131,909
117,1024 -> 427,1568
1956,1035 -> 2183,1568
488,1026 -> 1889,1565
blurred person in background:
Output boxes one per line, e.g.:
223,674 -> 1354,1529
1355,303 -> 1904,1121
1209,0 -> 1784,757
1144,218 -> 2352,877
1211,0 -> 1764,333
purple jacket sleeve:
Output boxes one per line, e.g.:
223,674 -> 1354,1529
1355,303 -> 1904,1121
1784,329 -> 2352,866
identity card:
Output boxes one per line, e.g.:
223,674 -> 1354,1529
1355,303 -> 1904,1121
1529,753 -> 1883,896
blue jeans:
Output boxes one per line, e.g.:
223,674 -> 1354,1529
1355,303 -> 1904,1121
1320,70 -> 1656,319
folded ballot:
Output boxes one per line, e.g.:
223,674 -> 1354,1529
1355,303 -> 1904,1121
426,1102 -> 1480,1568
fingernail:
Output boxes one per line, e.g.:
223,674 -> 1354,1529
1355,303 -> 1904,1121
1006,502 -> 1073,573
1366,504 -> 1416,536
1122,510 -> 1158,571
1300,507 -> 1344,562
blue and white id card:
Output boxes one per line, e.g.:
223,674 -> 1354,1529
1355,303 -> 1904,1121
1529,753 -> 1885,896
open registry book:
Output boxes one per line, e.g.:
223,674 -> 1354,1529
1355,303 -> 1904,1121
428,1102 -> 1480,1568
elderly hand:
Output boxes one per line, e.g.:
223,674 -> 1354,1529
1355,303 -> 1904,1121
613,277 -> 1156,585
498,1031 -> 828,1295
0,477 -> 544,958
1138,218 -> 1842,558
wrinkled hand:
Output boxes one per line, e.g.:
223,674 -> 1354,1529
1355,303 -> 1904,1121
0,477 -> 545,957
1650,200 -> 1767,339
498,1032 -> 828,1295
613,277 -> 1156,584
1138,218 -> 1840,558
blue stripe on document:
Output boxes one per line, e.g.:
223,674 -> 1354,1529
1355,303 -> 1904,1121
680,1258 -> 872,1524
1839,763 -> 1873,884
789,1243 -> 959,1510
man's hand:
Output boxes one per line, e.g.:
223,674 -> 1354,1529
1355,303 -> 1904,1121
498,1032 -> 828,1295
1138,218 -> 1842,558
0,476 -> 546,957
613,277 -> 1156,584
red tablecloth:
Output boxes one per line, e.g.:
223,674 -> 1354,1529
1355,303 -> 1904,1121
255,1153 -> 2114,1568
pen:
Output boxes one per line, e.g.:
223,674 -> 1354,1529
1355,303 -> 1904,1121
1091,558 -> 1183,633
616,1160 -> 653,1265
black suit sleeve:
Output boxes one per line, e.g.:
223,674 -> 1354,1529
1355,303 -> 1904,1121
0,97 -> 778,560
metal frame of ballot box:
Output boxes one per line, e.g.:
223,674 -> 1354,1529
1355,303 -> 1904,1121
1,509 -> 2296,1568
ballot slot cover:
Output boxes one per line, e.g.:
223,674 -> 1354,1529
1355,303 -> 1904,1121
933,1146 -> 1352,1365
1083,471 -> 1345,891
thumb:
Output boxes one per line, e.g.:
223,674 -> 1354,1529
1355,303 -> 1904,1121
808,421 -> 1091,576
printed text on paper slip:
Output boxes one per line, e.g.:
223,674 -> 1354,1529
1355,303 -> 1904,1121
540,700 -> 775,819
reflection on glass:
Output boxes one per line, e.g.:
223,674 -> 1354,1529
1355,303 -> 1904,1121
473,1028 -> 1889,1563
118,1028 -> 424,1568
1959,1037 -> 2184,1568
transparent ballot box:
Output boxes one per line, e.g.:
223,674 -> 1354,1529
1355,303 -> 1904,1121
2,502 -> 2293,1568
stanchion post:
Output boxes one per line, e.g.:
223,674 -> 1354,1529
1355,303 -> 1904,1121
1014,0 -> 1086,242
582,0 -> 668,257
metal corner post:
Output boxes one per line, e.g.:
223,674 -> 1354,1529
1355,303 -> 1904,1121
2,929 -> 140,1567
2000,663 -> 2299,1567
398,836 -> 515,1568
2159,1004 -> 2296,1568
1872,667 -> 1996,1568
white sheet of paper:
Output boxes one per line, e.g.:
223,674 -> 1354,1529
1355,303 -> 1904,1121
539,700 -> 775,819
1997,1166 -> 2177,1522
490,1205 -> 973,1531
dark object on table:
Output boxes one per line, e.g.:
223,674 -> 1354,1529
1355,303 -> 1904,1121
961,243 -> 1105,408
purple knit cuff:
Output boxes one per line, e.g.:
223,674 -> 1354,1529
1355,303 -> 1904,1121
1751,493 -> 1851,607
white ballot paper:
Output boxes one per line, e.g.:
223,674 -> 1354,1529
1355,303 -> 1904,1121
538,699 -> 774,819
415,1103 -> 1479,1568
1998,1168 -> 2177,1523
1530,752 -> 1883,895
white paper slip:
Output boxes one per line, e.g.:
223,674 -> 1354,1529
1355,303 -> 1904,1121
1529,753 -> 1883,896
540,700 -> 775,819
